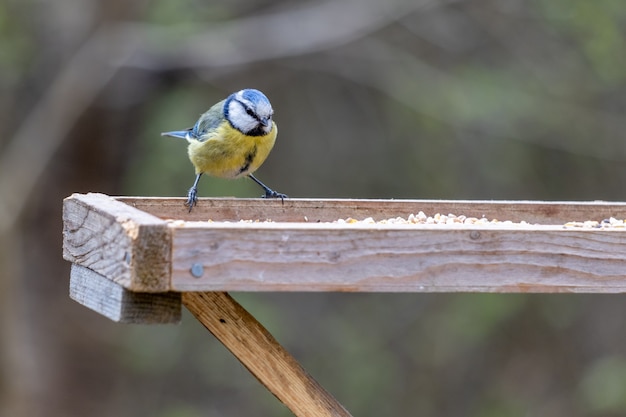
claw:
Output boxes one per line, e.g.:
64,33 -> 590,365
262,189 -> 287,203
249,173 -> 286,203
185,186 -> 198,212
185,173 -> 202,212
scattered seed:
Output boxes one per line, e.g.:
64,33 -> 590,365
332,212 -> 626,228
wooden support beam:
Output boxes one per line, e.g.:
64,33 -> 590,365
70,264 -> 181,323
63,194 -> 626,415
182,291 -> 352,417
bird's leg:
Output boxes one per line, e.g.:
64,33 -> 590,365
186,173 -> 202,212
248,174 -> 287,202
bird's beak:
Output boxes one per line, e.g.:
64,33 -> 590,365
260,117 -> 271,127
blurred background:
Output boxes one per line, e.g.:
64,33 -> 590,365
1,0 -> 626,416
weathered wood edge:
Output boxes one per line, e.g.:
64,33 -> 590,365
70,265 -> 181,323
170,225 -> 626,293
183,292 -> 352,417
63,193 -> 171,292
116,196 -> 626,224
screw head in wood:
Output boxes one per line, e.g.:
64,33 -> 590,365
470,231 -> 481,240
190,263 -> 204,278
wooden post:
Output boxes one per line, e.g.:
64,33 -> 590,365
183,292 -> 353,417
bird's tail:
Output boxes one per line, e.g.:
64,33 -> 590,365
161,130 -> 191,140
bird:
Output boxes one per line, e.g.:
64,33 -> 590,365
161,89 -> 287,212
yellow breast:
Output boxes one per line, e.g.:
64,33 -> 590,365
187,121 -> 277,179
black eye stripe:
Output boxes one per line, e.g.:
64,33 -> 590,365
245,106 -> 262,122
238,100 -> 272,123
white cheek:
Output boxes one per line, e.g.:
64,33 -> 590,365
228,102 -> 258,133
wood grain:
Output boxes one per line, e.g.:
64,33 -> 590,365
70,264 -> 181,323
116,196 -> 626,224
171,222 -> 626,293
183,291 -> 352,417
64,194 -> 626,293
63,193 -> 171,292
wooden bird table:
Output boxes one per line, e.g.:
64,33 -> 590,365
62,193 -> 626,416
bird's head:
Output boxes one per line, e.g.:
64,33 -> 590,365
224,89 -> 275,136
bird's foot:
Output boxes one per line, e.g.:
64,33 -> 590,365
248,174 -> 286,203
185,187 -> 198,212
262,189 -> 287,203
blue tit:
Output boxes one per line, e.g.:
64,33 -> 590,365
161,89 -> 287,212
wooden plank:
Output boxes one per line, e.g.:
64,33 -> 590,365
70,264 -> 181,323
63,194 -> 626,293
171,222 -> 626,293
63,193 -> 171,292
116,197 -> 626,224
182,291 -> 352,417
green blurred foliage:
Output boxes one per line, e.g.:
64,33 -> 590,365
0,4 -> 33,88
2,0 -> 626,416
579,356 -> 626,413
